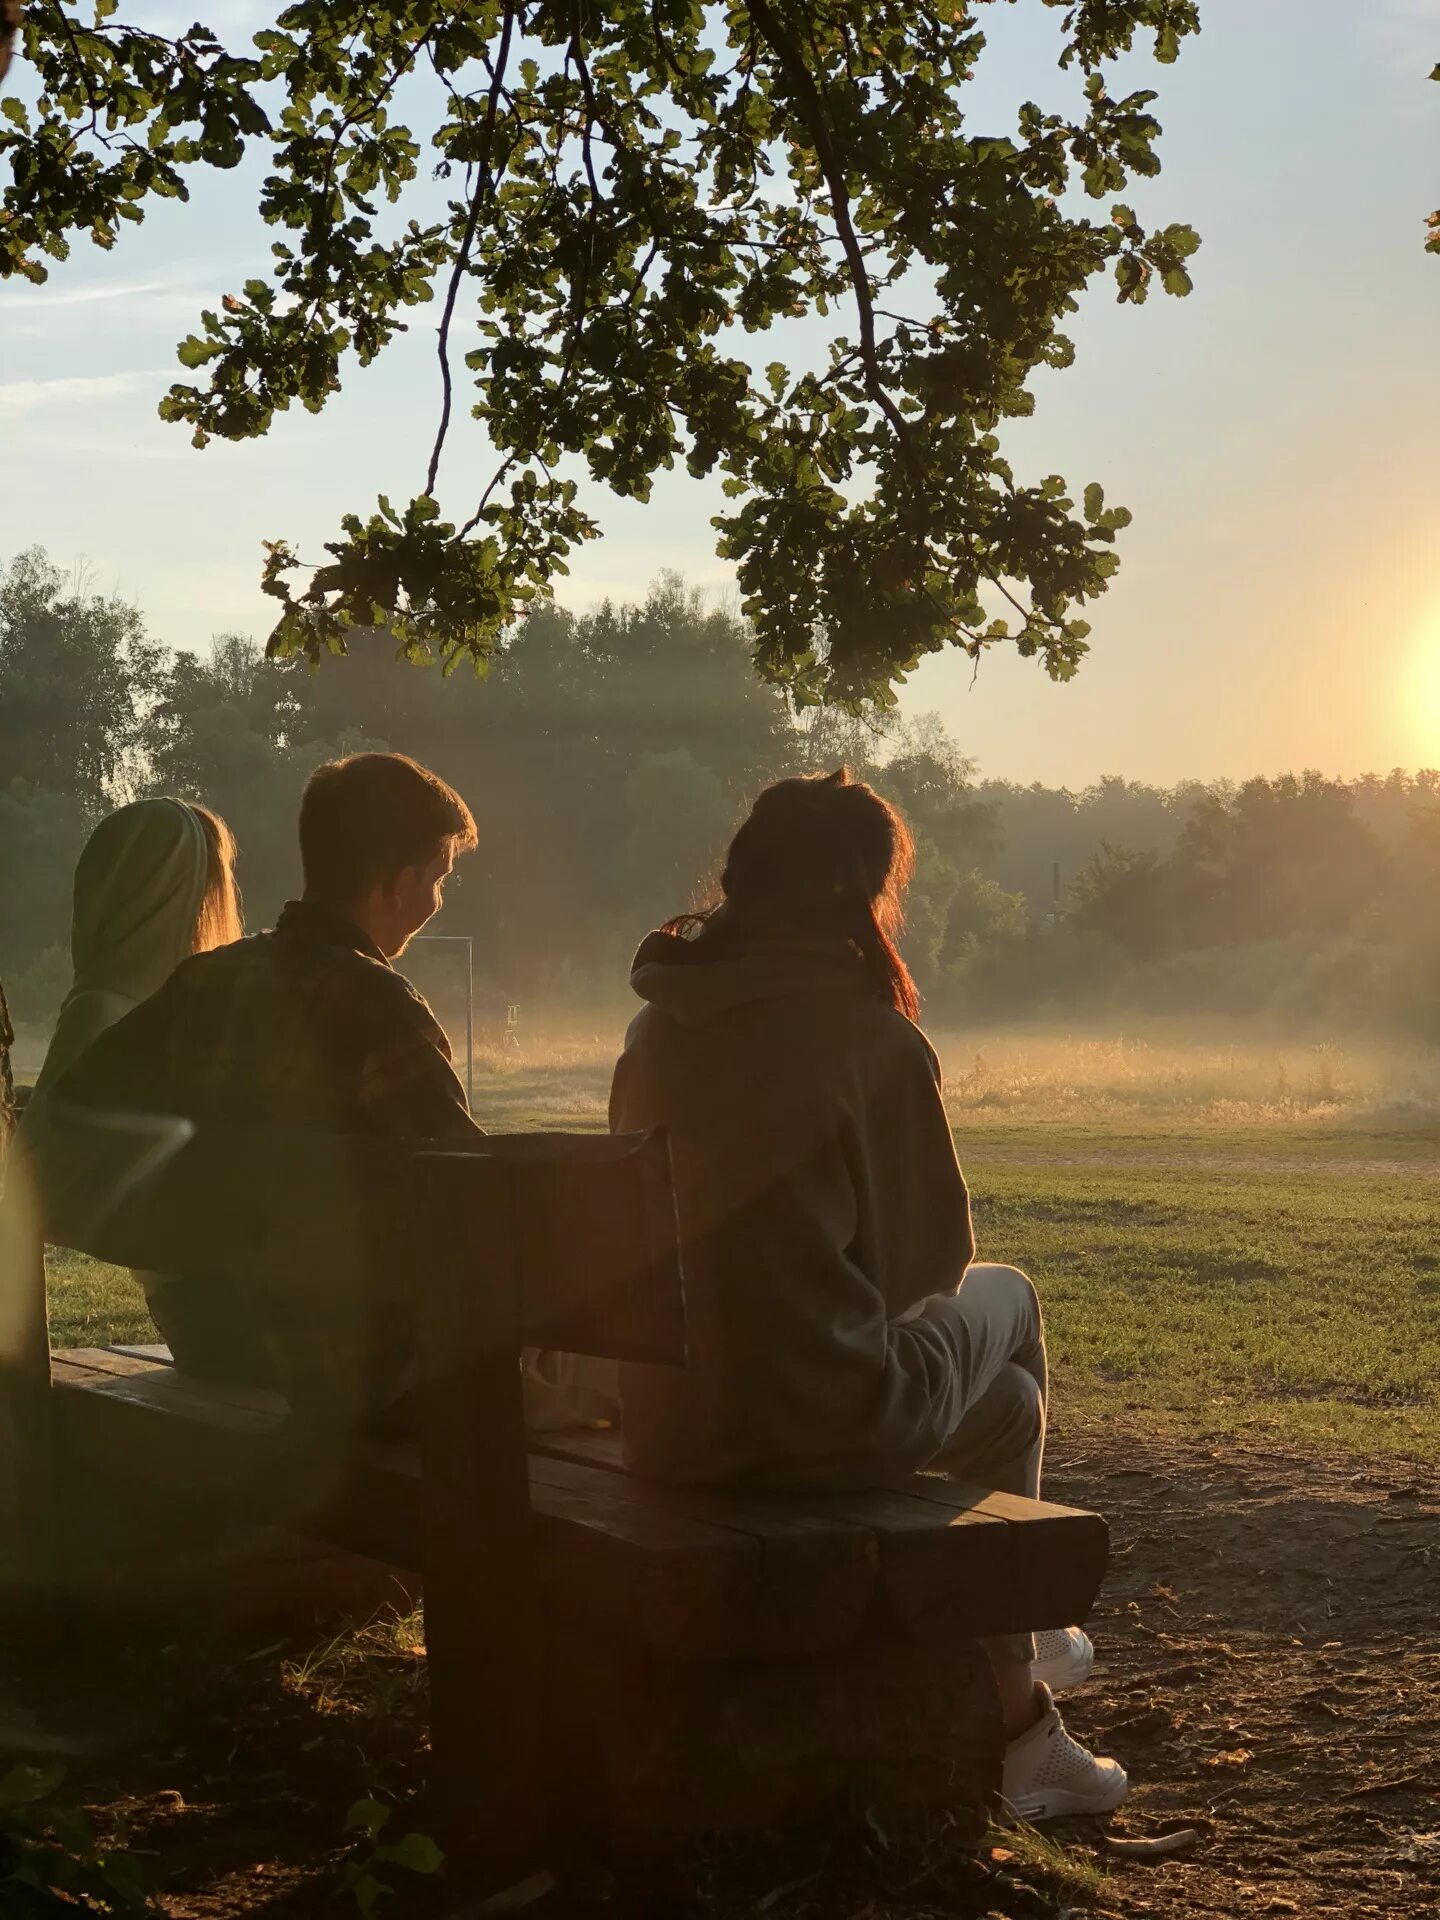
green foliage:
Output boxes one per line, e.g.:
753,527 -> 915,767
623,748 -> 734,921
982,771 -> 1197,911
4,941 -> 70,1028
289,570 -> 802,988
962,770 -> 1440,1030
4,544 -> 1440,1041
0,546 -> 170,987
0,781 -> 95,984
981,1821 -> 1111,1905
2,1 -> 1204,699
1129,772 -> 1389,949
340,1798 -> 443,1916
906,843 -> 1028,1000
994,772 -> 1440,1032
1068,838 -> 1170,959
143,631 -> 302,796
0,1762 -> 154,1916
0,549 -> 165,807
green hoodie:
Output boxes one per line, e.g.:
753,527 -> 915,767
29,798 -> 210,1103
20,798 -> 212,1317
610,928 -> 978,1487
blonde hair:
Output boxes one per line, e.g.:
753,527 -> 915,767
191,804 -> 244,952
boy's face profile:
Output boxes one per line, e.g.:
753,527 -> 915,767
371,841 -> 460,958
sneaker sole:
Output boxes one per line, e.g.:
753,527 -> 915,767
1005,1766 -> 1130,1824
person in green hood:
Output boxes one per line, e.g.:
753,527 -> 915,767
19,797 -> 246,1367
610,767 -> 1129,1824
28,799 -> 243,1099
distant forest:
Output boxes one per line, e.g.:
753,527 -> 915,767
3,546 -> 1438,1038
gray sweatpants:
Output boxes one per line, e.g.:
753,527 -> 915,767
923,1262 -> 1049,1662
537,1264 -> 1052,1664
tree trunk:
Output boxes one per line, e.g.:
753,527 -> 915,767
0,0 -> 18,83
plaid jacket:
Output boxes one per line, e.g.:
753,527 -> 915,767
45,904 -> 612,1432
56,899 -> 478,1143
47,900 -> 478,1413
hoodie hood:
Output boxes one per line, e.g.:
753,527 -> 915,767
628,926 -> 872,1027
32,798 -> 210,1097
69,798 -> 209,997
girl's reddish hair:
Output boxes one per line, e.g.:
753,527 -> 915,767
664,767 -> 919,1021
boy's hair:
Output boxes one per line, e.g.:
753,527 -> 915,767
300,753 -> 476,905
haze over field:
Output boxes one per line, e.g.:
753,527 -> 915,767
5,557 -> 1440,1054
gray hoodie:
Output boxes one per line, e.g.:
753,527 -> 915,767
611,929 -> 978,1487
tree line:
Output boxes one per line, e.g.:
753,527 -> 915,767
2,546 -> 1437,1040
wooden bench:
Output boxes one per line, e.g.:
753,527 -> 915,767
2,1120 -> 1110,1895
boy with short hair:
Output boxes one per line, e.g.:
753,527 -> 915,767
47,751 -> 613,1427
46,753 -> 481,1402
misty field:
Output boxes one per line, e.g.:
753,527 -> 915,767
41,1028 -> 1440,1460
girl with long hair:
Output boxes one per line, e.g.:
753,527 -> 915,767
610,767 -> 1128,1821
20,796 -> 247,1371
29,798 -> 242,1099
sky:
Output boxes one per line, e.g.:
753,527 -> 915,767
2,0 -> 1438,789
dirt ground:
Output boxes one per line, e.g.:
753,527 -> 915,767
1043,1411 -> 1440,1919
7,1416 -> 1438,1919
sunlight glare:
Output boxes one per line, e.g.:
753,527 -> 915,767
1405,598 -> 1440,765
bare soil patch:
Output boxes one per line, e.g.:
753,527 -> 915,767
5,1421 -> 1436,1918
1044,1413 -> 1440,1918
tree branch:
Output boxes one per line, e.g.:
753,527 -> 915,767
460,5 -> 605,539
649,0 -> 680,84
424,0 -> 519,498
743,0 -> 925,494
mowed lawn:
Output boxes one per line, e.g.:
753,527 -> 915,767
961,1123 -> 1440,1457
41,1073 -> 1440,1461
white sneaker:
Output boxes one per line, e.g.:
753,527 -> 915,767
1001,1684 -> 1129,1822
1032,1625 -> 1095,1694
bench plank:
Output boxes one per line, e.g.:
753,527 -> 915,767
85,1349 -> 876,1648
882,1472 -> 1110,1635
52,1348 -> 1106,1650
527,1453 -> 877,1654
54,1347 -> 184,1379
537,1427 -> 1107,1638
48,1361 -> 878,1659
97,1348 -> 1102,1617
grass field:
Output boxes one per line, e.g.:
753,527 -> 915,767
41,1028 -> 1440,1460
